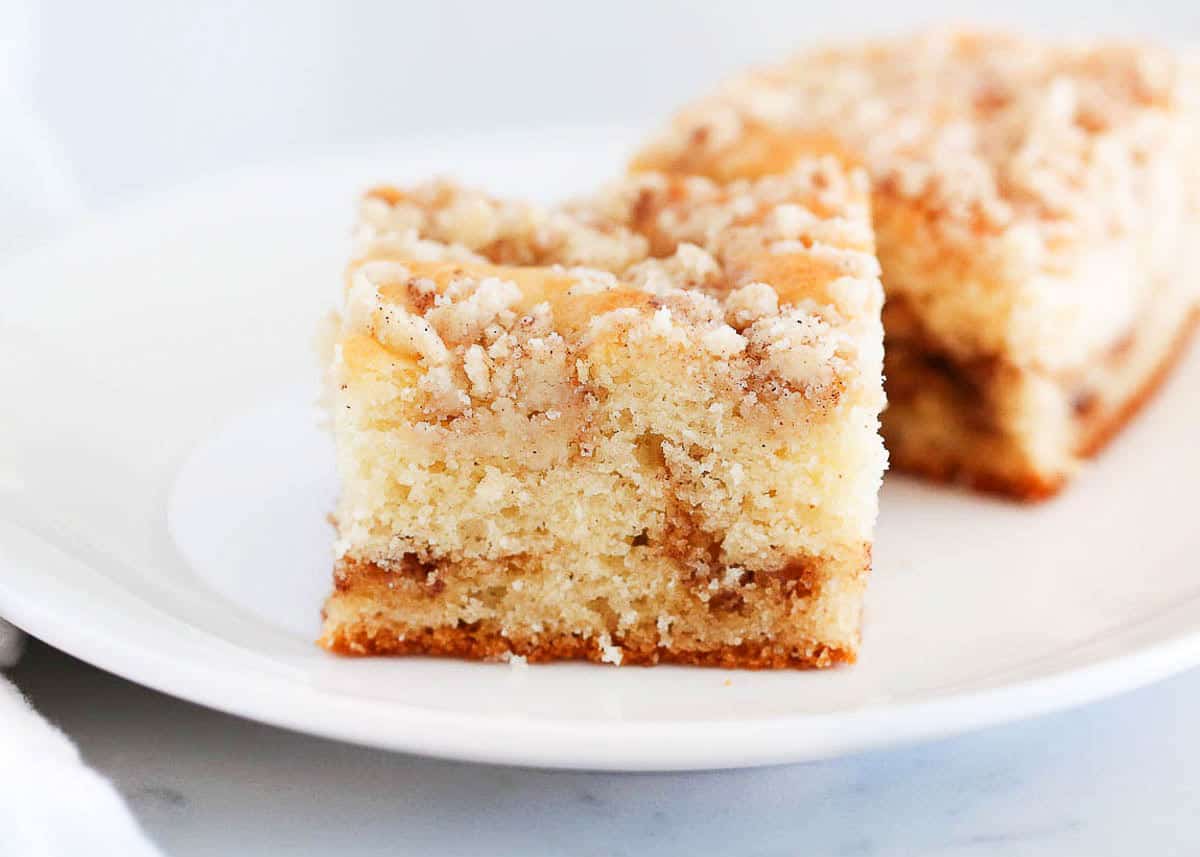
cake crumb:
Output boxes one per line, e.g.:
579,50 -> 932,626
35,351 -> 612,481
597,634 -> 624,666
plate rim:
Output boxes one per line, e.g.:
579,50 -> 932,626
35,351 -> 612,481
4,513 -> 1200,772
3,130 -> 1200,771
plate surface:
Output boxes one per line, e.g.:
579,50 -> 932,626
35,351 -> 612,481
2,128 -> 1199,771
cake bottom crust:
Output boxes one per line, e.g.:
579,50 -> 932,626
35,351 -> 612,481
321,620 -> 851,669
319,552 -> 866,670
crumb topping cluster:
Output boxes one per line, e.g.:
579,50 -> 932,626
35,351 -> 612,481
344,166 -> 882,420
356,183 -> 650,272
638,30 -> 1199,256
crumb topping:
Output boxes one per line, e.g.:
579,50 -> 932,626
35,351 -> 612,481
724,281 -> 779,328
357,182 -> 650,272
636,29 -> 1199,260
344,167 -> 883,422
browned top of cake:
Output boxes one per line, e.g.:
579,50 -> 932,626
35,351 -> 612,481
636,29 -> 1199,256
346,165 -> 883,402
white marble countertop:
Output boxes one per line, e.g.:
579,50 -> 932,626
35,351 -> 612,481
9,637 -> 1199,856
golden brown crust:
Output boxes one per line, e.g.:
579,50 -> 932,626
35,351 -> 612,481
319,553 -> 865,670
320,620 -> 852,670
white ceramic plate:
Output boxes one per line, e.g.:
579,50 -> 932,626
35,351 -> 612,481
2,128 -> 1199,772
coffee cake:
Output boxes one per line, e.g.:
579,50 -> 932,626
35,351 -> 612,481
635,30 -> 1200,498
319,162 -> 887,667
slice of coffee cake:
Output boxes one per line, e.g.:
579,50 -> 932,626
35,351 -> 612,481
635,30 -> 1200,498
319,161 -> 887,667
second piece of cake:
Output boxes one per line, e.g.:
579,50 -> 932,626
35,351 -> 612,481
320,159 -> 887,667
635,30 -> 1200,498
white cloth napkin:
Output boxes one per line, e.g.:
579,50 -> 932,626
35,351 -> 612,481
0,619 -> 24,668
0,638 -> 162,856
